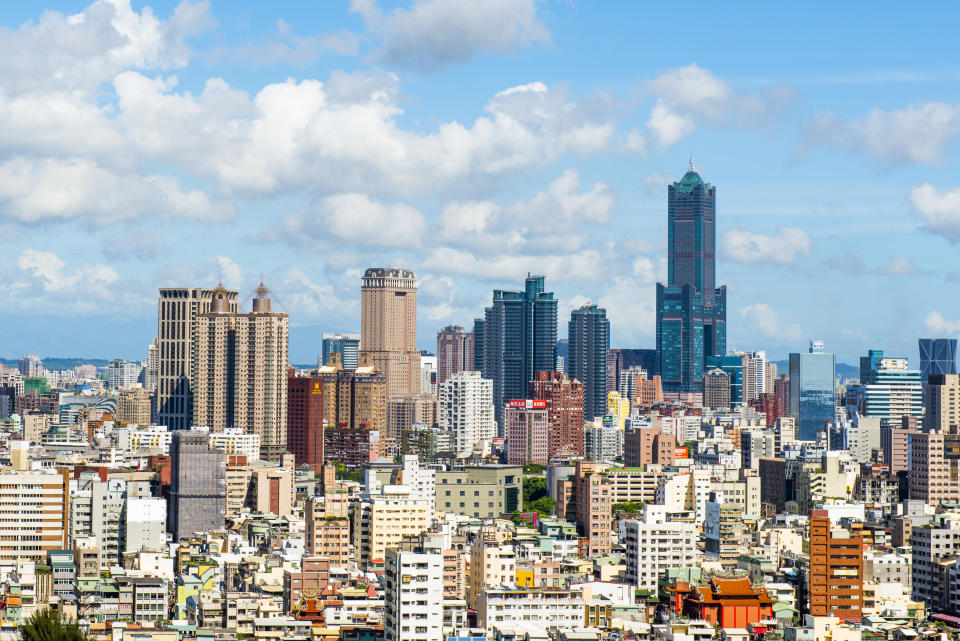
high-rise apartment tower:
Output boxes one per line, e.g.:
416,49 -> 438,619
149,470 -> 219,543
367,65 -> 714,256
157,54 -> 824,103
568,304 -> 610,421
191,284 -> 289,462
157,286 -> 238,430
360,268 -> 421,398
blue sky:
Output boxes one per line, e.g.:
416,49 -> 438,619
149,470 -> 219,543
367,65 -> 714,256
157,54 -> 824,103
2,0 -> 960,365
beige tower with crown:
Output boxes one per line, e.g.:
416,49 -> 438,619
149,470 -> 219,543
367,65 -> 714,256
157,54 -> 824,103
192,283 -> 290,462
359,268 -> 421,399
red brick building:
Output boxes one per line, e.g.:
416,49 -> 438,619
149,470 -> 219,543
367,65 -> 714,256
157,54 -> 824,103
530,371 -> 584,459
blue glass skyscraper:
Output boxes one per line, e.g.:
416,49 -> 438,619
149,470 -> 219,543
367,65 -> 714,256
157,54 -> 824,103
321,333 -> 360,370
919,338 -> 958,382
656,161 -> 727,393
474,274 -> 558,429
789,340 -> 836,441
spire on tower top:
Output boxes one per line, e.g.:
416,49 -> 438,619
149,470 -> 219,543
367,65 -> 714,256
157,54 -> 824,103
689,153 -> 695,172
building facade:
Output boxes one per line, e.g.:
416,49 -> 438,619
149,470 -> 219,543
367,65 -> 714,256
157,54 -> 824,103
926,373 -> 960,433
360,268 -> 421,398
321,333 -> 360,370
107,359 -> 141,390
624,427 -> 676,467
909,429 -> 960,504
0,470 -> 69,564
703,368 -> 731,409
530,371 -> 584,459
384,547 -> 444,641
789,341 -> 836,441
620,509 -> 696,591
116,386 -> 153,426
568,304 -> 610,421
438,371 -> 496,456
809,511 -> 864,621
505,400 -> 549,466
436,326 -> 474,385
919,338 -> 958,384
286,373 -> 325,471
168,431 -> 225,540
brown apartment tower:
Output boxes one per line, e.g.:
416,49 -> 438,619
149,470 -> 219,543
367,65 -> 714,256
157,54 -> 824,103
808,511 -> 864,621
360,268 -> 420,398
157,286 -> 239,430
191,284 -> 289,462
437,325 -> 474,384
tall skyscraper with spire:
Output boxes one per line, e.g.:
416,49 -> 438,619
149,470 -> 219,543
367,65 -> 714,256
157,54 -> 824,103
656,160 -> 726,395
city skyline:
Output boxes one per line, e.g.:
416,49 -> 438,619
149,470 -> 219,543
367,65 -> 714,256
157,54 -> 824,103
2,1 -> 960,365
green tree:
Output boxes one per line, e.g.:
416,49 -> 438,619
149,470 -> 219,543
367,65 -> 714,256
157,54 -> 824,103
612,501 -> 644,514
527,496 -> 556,517
522,476 -> 547,506
334,462 -> 364,483
20,609 -> 91,641
523,464 -> 545,475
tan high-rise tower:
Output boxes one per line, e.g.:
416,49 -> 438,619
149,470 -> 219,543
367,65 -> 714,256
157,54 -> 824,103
192,284 -> 289,462
157,287 -> 239,430
360,268 -> 420,398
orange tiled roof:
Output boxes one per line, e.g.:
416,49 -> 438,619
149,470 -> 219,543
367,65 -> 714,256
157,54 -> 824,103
710,577 -> 756,596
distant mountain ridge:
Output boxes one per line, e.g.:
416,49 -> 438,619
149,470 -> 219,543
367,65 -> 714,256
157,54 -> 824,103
0,357 -> 112,370
773,360 -> 858,380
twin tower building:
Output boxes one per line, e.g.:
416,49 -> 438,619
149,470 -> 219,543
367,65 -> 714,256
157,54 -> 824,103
154,162 -> 724,456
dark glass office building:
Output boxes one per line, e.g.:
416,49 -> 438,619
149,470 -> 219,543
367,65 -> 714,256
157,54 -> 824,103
656,162 -> 727,393
789,341 -> 836,441
569,304 -> 610,421
474,274 -> 558,429
919,338 -> 958,382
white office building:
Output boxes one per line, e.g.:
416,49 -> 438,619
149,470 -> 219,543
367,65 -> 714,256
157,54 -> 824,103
384,547 -> 444,641
620,505 -> 697,591
438,372 -> 496,455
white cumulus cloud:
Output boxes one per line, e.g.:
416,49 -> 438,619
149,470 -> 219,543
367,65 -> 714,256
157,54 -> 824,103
352,0 -> 548,73
0,249 -> 142,314
910,183 -> 960,242
925,311 -> 960,336
645,64 -> 795,148
113,73 -> 614,198
0,157 -> 232,224
0,0 -> 214,95
805,102 -> 960,164
278,193 -> 426,250
741,302 -> 803,341
722,227 -> 812,265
